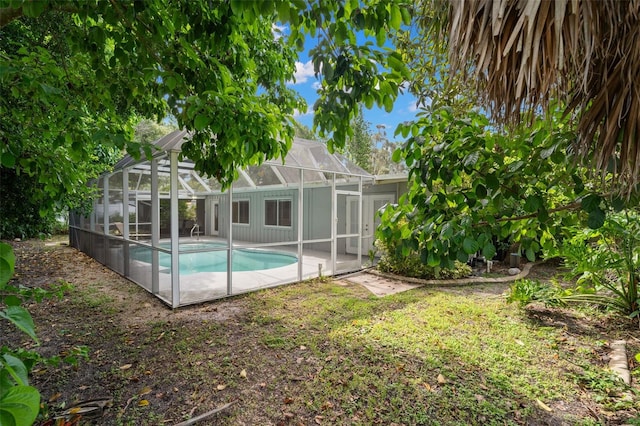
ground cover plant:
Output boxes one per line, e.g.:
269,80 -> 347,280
507,208 -> 640,326
2,238 -> 639,425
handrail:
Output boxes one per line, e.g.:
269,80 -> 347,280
190,223 -> 201,240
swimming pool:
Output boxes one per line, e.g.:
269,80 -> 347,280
130,242 -> 298,275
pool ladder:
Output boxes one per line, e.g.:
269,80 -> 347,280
190,223 -> 201,240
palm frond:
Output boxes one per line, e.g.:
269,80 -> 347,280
448,0 -> 640,196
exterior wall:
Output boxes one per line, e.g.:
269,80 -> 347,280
303,186 -> 331,241
217,188 -> 299,243
364,181 -> 407,198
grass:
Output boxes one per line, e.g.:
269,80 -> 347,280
238,282 -> 589,424
25,273 -> 639,425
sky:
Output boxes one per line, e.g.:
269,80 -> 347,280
285,32 -> 421,142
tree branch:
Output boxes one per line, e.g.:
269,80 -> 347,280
476,201 -> 582,227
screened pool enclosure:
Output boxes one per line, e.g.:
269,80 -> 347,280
70,130 -> 374,307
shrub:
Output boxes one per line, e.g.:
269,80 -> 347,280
553,209 -> 640,319
375,221 -> 472,280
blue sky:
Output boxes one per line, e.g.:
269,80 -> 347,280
285,32 -> 421,142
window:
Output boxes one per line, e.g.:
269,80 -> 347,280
232,200 -> 249,224
265,199 -> 291,227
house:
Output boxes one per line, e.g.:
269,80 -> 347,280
69,130 -> 407,307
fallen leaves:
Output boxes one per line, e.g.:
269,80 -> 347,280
536,399 -> 553,412
139,386 -> 152,396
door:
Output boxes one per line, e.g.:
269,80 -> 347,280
347,194 -> 395,255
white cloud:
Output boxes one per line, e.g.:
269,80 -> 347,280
293,107 -> 312,118
407,97 -> 432,112
312,81 -> 322,90
291,60 -> 316,84
272,23 -> 287,40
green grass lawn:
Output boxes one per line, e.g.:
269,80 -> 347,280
213,279 -> 636,425
22,264 -> 639,425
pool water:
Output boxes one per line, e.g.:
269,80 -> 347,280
130,242 -> 297,275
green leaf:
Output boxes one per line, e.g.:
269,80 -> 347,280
387,54 -> 405,74
462,237 -> 479,254
581,194 -> 601,213
3,296 -> 21,307
550,149 -> 565,164
426,251 -> 440,267
230,0 -> 244,15
485,173 -> 499,190
611,197 -> 625,212
456,249 -> 469,263
21,0 -> 46,18
193,114 -> 210,132
0,243 -> 15,288
389,5 -> 402,29
523,195 -> 543,213
572,174 -> 584,194
165,76 -> 177,91
587,208 -> 606,229
0,307 -> 38,343
525,247 -> 536,262
376,28 -> 386,47
482,243 -> 496,259
475,184 -> 487,199
1,354 -> 29,386
0,385 -> 40,426
537,206 -> 549,222
1,153 -> 15,168
400,7 -> 411,25
391,148 -> 402,163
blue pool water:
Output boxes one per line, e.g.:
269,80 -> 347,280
130,242 -> 297,275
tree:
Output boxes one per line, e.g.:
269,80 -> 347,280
378,104 -> 601,269
293,121 -> 318,140
446,0 -> 640,195
0,11 -> 124,237
133,119 -> 178,145
0,0 -> 409,184
371,125 -> 405,175
345,110 -> 373,172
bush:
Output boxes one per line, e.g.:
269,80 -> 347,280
375,223 -> 472,279
0,168 -> 60,239
506,279 -> 566,307
552,209 -> 640,318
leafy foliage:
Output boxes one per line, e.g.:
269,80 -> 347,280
1,0 -> 413,237
0,244 -> 87,424
375,219 -> 472,280
302,0 -> 412,150
344,110 -> 373,172
0,243 -> 39,426
133,119 -> 177,145
377,103 -> 634,270
506,279 -> 567,308
293,121 -> 318,141
549,209 -> 640,318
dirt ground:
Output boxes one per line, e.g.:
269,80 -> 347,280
2,237 -> 639,425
